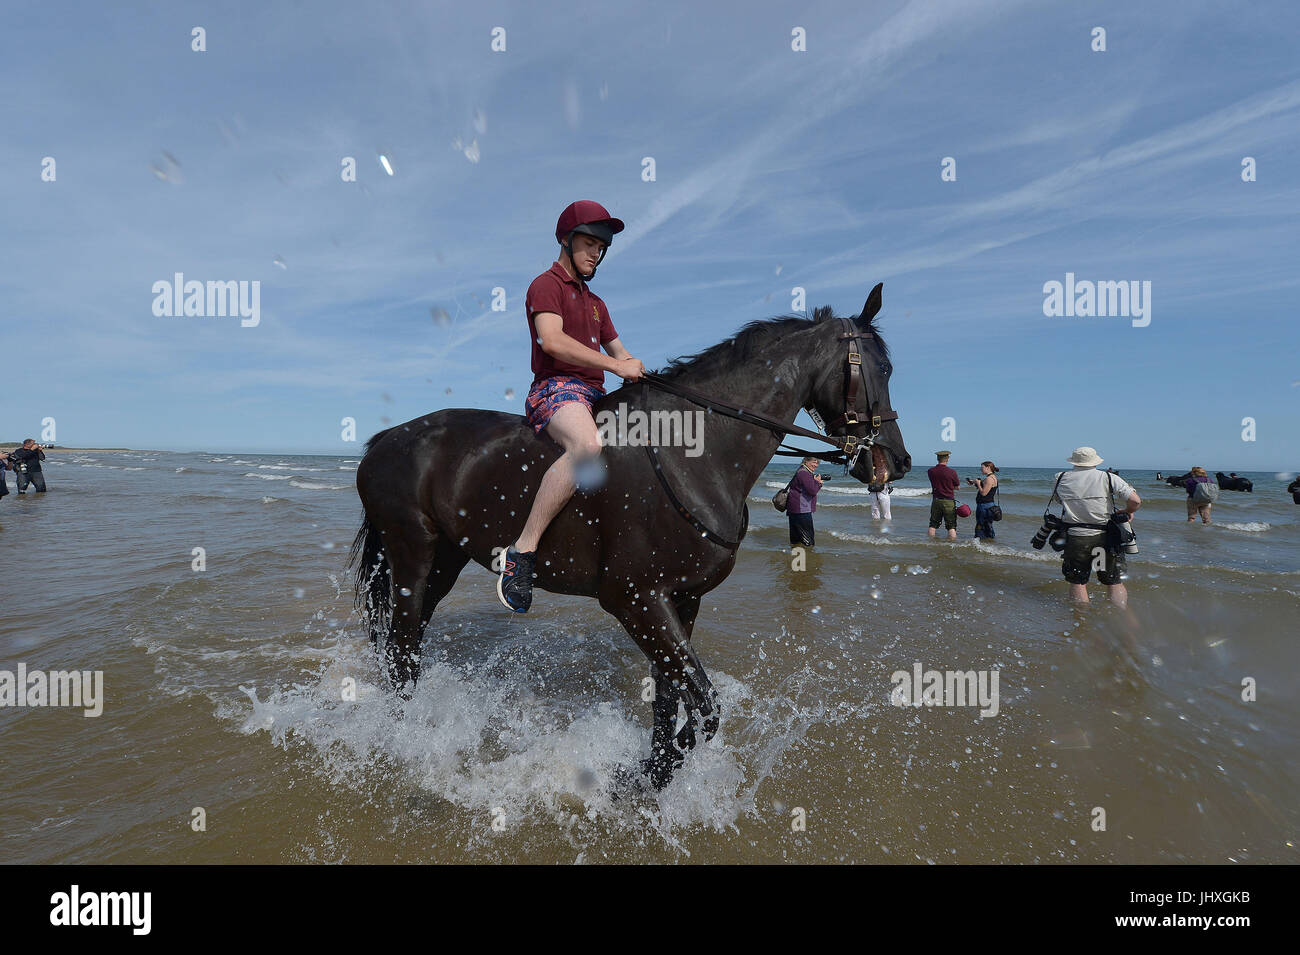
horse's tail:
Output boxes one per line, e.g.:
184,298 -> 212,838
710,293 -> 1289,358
350,428 -> 395,642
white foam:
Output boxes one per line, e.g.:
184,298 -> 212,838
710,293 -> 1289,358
762,479 -> 929,498
289,479 -> 351,490
231,634 -> 845,843
244,472 -> 292,481
1216,522 -> 1271,533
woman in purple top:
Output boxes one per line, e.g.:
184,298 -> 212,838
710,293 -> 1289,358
1184,466 -> 1213,524
787,455 -> 826,547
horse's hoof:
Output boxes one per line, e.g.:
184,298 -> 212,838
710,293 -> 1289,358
674,721 -> 697,752
640,754 -> 677,791
608,762 -> 653,799
702,711 -> 720,742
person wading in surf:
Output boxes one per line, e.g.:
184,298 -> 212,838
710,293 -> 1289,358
497,200 -> 646,612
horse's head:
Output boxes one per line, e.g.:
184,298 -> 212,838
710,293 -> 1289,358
805,283 -> 911,490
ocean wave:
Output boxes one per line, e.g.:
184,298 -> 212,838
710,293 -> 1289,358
827,530 -> 1060,563
244,473 -> 292,481
761,480 -> 930,498
258,464 -> 335,472
1215,522 -> 1271,533
288,479 -> 352,490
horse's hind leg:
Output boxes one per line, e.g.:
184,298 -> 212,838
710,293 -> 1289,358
382,529 -> 437,691
417,539 -> 471,631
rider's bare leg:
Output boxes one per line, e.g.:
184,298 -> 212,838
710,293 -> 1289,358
513,402 -> 602,553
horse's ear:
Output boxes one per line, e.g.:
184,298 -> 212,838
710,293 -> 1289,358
858,283 -> 883,327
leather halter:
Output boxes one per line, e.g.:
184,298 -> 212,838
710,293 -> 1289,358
816,317 -> 899,457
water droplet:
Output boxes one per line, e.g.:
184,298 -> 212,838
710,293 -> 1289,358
399,586 -> 412,597
378,152 -> 395,176
431,307 -> 451,327
473,108 -> 487,134
504,388 -> 515,400
869,588 -> 882,600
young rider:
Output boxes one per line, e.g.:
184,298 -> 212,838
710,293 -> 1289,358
497,201 -> 645,612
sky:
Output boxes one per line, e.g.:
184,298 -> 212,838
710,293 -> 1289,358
3,0 -> 1299,470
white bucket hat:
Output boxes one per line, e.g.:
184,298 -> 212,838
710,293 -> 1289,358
1067,447 -> 1103,467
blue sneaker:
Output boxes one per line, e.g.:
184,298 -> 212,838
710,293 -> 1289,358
496,546 -> 537,612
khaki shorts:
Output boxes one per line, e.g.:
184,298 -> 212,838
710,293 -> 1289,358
929,497 -> 956,530
1187,499 -> 1211,520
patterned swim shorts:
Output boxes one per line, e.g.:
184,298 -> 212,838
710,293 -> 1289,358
524,375 -> 605,433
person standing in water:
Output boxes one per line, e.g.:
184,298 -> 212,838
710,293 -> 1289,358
869,480 -> 893,521
1046,447 -> 1141,607
787,455 -> 825,547
9,439 -> 47,494
497,201 -> 645,613
1184,466 -> 1214,524
926,451 -> 959,541
967,460 -> 999,540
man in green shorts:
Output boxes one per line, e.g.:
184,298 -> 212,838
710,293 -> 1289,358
927,450 -> 959,540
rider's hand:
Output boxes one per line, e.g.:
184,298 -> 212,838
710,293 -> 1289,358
618,358 -> 645,382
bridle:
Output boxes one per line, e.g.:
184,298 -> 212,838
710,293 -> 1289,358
800,316 -> 899,465
635,316 -> 901,548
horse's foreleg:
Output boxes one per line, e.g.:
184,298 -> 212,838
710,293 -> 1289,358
606,590 -> 717,788
641,665 -> 682,789
673,593 -> 718,744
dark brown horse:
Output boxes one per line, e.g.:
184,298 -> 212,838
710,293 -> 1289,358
351,283 -> 909,787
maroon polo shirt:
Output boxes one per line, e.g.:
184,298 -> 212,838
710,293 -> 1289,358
525,262 -> 618,389
927,463 -> 960,499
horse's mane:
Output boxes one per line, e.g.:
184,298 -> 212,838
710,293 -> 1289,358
655,305 -> 887,381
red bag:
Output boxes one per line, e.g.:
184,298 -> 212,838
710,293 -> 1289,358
955,503 -> 972,518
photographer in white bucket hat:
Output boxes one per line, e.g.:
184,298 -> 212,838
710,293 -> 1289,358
1045,447 -> 1142,607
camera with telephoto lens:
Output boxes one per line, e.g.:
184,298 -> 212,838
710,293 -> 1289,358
1031,513 -> 1065,550
1108,511 -> 1139,555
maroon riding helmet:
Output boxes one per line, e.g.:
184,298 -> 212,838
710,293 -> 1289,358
555,200 -> 625,280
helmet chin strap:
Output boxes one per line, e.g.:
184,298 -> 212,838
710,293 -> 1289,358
562,232 -> 607,281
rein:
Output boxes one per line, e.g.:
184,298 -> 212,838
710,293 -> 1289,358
634,320 -> 900,548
